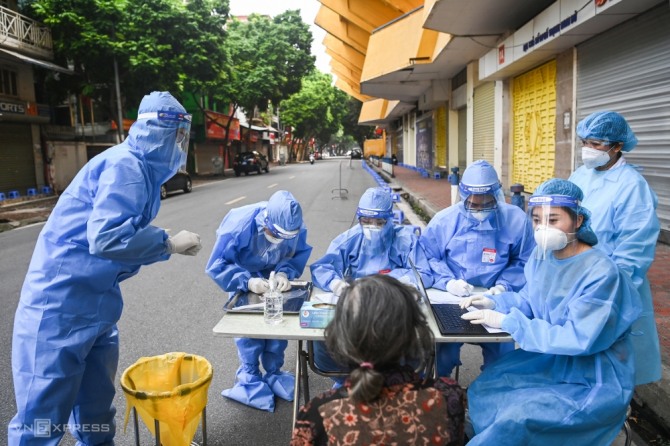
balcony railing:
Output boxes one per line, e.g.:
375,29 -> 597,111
0,5 -> 52,57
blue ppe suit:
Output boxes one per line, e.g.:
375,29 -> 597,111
206,192 -> 312,411
467,248 -> 641,445
570,162 -> 661,385
9,92 -> 187,446
310,188 -> 432,379
421,201 -> 534,377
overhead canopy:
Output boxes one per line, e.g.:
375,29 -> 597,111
0,48 -> 73,74
358,98 -> 415,126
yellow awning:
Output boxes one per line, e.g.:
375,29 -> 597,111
361,7 -> 440,84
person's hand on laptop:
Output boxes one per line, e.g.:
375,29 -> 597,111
461,309 -> 505,329
459,294 -> 496,310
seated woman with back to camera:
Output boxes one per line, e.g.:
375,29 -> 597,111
291,274 -> 466,446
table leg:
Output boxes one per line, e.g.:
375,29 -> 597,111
292,340 -> 303,428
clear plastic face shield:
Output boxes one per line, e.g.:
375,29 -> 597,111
263,215 -> 300,244
357,207 -> 392,240
528,195 -> 580,260
459,182 -> 502,219
137,110 -> 192,166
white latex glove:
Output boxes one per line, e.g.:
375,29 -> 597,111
459,295 -> 496,310
461,309 -> 506,329
488,284 -> 507,295
248,277 -> 270,294
330,279 -> 349,297
447,279 -> 474,297
166,230 -> 202,256
275,272 -> 291,292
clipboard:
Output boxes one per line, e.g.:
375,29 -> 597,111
223,281 -> 313,314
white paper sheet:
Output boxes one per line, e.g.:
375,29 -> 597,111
311,292 -> 339,305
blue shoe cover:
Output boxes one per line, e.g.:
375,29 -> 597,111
221,380 -> 275,412
264,371 -> 295,401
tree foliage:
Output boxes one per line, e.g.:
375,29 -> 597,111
280,71 -> 348,159
28,0 -> 229,114
342,97 -> 375,149
221,10 -> 314,149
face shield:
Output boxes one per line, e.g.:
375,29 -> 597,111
264,215 -> 300,244
528,195 -> 580,260
460,182 -> 504,223
137,110 -> 192,169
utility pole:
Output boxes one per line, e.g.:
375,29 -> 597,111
113,56 -> 123,143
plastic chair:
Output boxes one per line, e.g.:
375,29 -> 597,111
8,190 -> 20,199
27,188 -> 37,197
0,192 -> 5,201
41,186 -> 53,195
392,209 -> 405,225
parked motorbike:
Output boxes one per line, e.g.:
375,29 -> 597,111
309,154 -> 315,164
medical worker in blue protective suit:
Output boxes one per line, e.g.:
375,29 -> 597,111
206,190 -> 312,411
460,179 -> 641,446
569,110 -> 661,386
8,91 -> 202,446
309,187 -> 433,381
421,160 -> 534,377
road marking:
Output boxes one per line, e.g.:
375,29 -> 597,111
267,183 -> 278,189
225,196 -> 246,205
289,176 -> 296,180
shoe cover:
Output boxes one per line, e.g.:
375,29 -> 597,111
221,375 -> 275,412
264,371 -> 295,401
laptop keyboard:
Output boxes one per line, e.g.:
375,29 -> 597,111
431,304 -> 487,335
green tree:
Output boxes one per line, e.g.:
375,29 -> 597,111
29,0 -> 229,123
223,10 -> 315,151
280,71 -> 348,160
342,97 -> 375,150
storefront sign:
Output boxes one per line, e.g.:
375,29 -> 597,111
0,100 -> 26,114
523,11 -> 577,52
206,111 -> 240,140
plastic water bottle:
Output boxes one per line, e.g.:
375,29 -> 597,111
264,272 -> 283,325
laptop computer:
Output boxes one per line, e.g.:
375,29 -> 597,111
407,260 -> 504,336
223,281 -> 313,314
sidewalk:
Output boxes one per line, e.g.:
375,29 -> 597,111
378,162 -> 670,443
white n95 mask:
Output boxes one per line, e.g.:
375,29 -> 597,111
362,225 -> 382,241
534,225 -> 568,252
581,146 -> 611,169
471,210 -> 492,222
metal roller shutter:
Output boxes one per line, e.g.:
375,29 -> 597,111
577,4 -> 670,236
473,82 -> 495,164
0,123 -> 35,192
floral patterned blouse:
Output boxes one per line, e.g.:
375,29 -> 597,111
290,366 -> 466,446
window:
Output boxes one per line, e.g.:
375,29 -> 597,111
0,67 -> 18,96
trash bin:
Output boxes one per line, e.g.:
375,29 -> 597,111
121,352 -> 213,446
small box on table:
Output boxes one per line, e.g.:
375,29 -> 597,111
299,301 -> 336,328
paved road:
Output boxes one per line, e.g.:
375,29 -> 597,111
0,157 -> 639,445
2,159 -> 452,445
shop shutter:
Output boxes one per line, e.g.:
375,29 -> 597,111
435,105 -> 448,168
473,82 -> 495,164
0,123 -> 35,192
512,60 -> 557,192
577,4 -> 670,235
